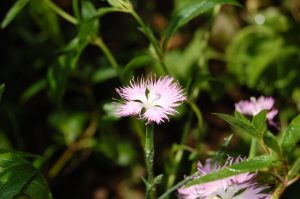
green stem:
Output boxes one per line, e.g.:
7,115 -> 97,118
166,112 -> 193,190
130,11 -> 169,74
158,175 -> 194,199
270,183 -> 286,199
249,137 -> 257,158
93,37 -> 119,69
145,124 -> 155,199
72,0 -> 80,22
44,0 -> 78,25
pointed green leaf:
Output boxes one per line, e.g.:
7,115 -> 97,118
163,0 -> 240,47
1,0 -> 30,28
214,113 -> 257,137
186,155 -> 273,187
252,110 -> 267,138
282,115 -> 300,152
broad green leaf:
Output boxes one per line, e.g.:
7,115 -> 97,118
186,155 -> 273,187
91,67 -> 118,84
263,131 -> 280,154
0,152 -> 52,199
0,84 -> 5,102
1,0 -> 30,28
252,110 -> 267,138
281,115 -> 300,152
21,79 -> 47,103
23,173 -> 53,199
163,0 -> 240,47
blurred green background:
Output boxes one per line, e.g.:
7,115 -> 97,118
0,0 -> 300,198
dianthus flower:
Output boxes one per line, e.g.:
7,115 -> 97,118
178,156 -> 270,199
114,75 -> 186,124
235,96 -> 278,126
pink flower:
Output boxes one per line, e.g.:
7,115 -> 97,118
114,75 -> 186,124
178,156 -> 270,199
235,96 -> 278,126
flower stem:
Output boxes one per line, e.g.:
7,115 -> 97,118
44,0 -> 78,25
144,124 -> 155,199
166,111 -> 193,190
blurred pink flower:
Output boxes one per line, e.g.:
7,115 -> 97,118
178,156 -> 270,199
235,96 -> 278,125
114,75 -> 186,124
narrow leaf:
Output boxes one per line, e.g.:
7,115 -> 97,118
1,0 -> 30,28
214,113 -> 257,137
281,115 -> 300,152
163,0 -> 240,47
186,155 -> 273,187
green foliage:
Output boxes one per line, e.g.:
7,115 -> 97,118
163,0 -> 240,48
1,0 -> 30,28
0,151 -> 52,199
281,115 -> 300,152
1,0 -> 300,198
186,155 -> 273,187
215,111 -> 267,140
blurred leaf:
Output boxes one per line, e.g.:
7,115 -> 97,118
29,0 -> 61,41
47,56 -> 71,105
263,131 -> 280,154
91,67 -> 118,84
1,0 -> 30,28
81,0 -> 97,20
0,84 -> 5,102
121,55 -> 153,82
186,155 -> 273,187
21,79 -> 47,103
49,112 -> 87,145
163,0 -> 240,47
0,131 -> 12,150
227,25 -> 284,88
95,133 -> 137,166
0,151 -> 52,199
106,0 -> 132,11
93,7 -> 121,18
281,115 -> 300,152
101,103 -> 119,123
164,30 -> 209,80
